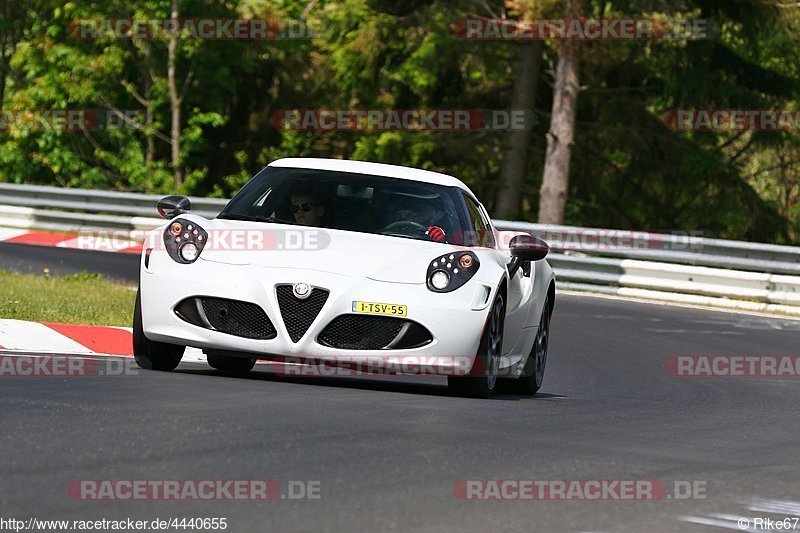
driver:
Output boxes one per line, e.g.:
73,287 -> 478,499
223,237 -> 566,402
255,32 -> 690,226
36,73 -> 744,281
289,185 -> 326,227
392,197 -> 446,242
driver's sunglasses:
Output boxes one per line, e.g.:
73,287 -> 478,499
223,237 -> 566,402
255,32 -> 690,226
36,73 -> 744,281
290,203 -> 315,214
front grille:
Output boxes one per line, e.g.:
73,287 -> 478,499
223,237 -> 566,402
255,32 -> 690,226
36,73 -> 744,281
198,297 -> 276,339
276,285 -> 329,342
318,315 -> 429,350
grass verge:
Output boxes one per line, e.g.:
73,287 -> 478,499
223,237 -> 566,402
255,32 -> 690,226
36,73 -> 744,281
0,269 -> 136,326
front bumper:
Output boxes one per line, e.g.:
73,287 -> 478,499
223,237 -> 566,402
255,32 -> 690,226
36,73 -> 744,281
140,254 -> 495,375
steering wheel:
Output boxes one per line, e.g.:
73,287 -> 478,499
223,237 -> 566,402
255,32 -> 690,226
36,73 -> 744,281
382,220 -> 429,237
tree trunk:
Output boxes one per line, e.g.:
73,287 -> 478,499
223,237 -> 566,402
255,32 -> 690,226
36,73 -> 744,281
143,47 -> 155,165
494,39 -> 543,219
0,34 -> 6,108
167,0 -> 183,187
145,82 -> 155,165
538,0 -> 581,224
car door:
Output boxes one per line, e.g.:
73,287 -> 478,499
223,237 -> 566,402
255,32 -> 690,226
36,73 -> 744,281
461,193 -> 526,355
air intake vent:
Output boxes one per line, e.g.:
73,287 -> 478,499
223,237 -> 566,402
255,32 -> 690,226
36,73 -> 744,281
175,297 -> 276,340
276,285 -> 329,342
317,315 -> 432,350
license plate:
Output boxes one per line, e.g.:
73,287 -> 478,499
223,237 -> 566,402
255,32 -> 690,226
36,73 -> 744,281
352,301 -> 407,317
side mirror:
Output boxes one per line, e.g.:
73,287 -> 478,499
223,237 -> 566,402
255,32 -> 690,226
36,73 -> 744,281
157,196 -> 191,219
510,234 -> 549,261
508,235 -> 549,278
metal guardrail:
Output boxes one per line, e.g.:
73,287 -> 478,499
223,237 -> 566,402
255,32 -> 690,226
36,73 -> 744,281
492,221 -> 800,314
1,182 -> 800,315
0,183 -> 227,233
545,254 -> 800,304
492,220 -> 800,275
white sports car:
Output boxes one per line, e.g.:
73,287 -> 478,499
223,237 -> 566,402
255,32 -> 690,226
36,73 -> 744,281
134,158 -> 555,398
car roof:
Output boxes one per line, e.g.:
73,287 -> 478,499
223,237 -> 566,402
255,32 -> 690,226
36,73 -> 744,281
269,158 -> 475,196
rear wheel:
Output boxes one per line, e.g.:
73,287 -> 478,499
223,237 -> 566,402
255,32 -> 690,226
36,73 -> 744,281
207,354 -> 256,374
448,294 -> 504,399
133,288 -> 185,371
500,297 -> 550,395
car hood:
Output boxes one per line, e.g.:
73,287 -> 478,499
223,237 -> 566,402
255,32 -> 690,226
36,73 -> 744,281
194,218 -> 462,284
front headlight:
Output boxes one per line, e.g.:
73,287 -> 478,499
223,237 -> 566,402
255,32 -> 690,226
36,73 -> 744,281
163,218 -> 207,264
179,242 -> 199,262
426,251 -> 480,293
430,270 -> 451,290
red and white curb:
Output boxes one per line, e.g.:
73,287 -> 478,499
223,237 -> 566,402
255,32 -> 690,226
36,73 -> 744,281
0,227 -> 142,254
0,320 -> 424,376
0,320 -> 204,362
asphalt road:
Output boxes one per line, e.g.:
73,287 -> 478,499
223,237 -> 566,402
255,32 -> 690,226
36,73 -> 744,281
0,242 -> 139,282
1,243 -> 799,532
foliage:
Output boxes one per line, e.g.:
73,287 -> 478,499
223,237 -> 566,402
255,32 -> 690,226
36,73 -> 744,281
0,0 -> 797,242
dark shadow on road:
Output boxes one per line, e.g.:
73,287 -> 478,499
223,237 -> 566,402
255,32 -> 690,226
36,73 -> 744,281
176,364 -> 567,400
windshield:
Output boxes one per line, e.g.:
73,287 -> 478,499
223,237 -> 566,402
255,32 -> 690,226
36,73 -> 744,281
219,166 -> 475,245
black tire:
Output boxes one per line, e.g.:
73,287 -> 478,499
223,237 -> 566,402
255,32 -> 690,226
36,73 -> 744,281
448,293 -> 505,399
133,288 -> 185,371
207,354 -> 256,374
499,297 -> 550,395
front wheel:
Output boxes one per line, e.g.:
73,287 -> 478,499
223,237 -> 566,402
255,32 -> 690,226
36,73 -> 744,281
133,288 -> 185,371
207,354 -> 256,374
499,297 -> 550,395
448,293 -> 504,399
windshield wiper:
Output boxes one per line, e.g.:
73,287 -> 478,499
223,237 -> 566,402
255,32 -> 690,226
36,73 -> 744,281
217,213 -> 299,225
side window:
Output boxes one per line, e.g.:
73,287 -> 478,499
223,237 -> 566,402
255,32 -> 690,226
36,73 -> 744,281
462,193 -> 495,248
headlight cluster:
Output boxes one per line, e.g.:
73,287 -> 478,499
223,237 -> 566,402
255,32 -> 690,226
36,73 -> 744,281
163,218 -> 208,264
426,251 -> 480,293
